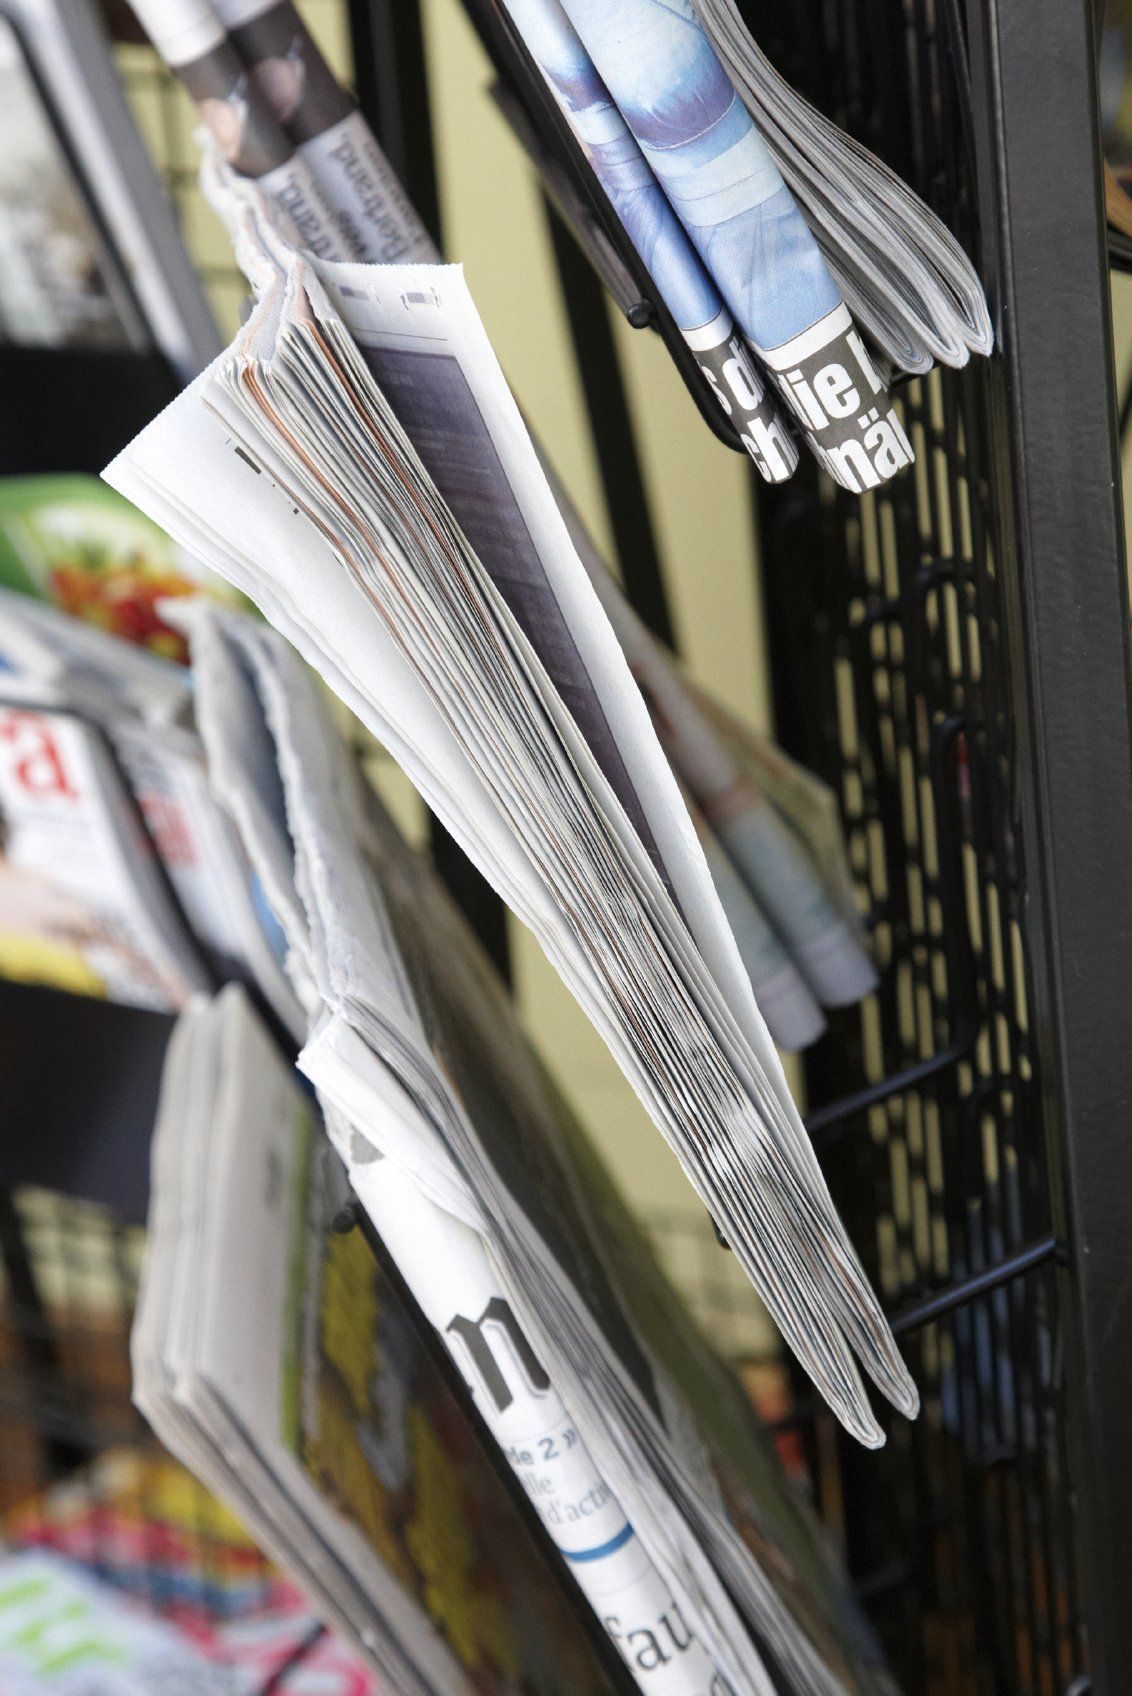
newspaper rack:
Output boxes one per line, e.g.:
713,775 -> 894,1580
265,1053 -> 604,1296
2,0 -> 1131,1691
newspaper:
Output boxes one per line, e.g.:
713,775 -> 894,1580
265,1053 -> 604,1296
165,599 -> 903,1696
174,606 -> 762,1696
209,0 -> 436,265
134,984 -> 699,1696
106,210 -> 919,1448
688,0 -> 995,372
127,0 -> 341,258
503,0 -> 912,492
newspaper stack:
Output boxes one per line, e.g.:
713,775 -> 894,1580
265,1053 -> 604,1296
148,599 -> 901,1696
135,985 -> 645,1696
105,215 -> 906,1428
0,586 -> 301,1026
107,178 -> 918,1446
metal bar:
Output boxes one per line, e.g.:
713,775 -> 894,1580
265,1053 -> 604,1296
965,0 -> 1132,1687
542,202 -> 675,648
1120,354 -> 1132,444
804,1044 -> 964,1138
346,0 -> 441,245
887,1235 -> 1062,1336
0,1192 -> 88,1476
255,1623 -> 328,1696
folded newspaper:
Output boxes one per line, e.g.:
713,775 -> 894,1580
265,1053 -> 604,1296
687,0 -> 994,371
106,163 -> 917,1447
142,602 -> 903,1695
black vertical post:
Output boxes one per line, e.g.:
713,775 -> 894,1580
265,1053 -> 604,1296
346,0 -> 510,980
542,205 -> 675,650
966,0 -> 1132,1688
346,0 -> 442,246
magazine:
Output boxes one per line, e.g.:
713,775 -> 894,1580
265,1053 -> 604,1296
0,586 -> 301,1028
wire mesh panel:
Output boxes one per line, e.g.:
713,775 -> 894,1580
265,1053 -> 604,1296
752,1 -> 1101,1692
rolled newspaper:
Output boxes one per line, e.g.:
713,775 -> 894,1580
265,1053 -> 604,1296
690,794 -> 827,1049
639,654 -> 876,1008
347,1147 -> 764,1696
209,0 -> 434,262
125,0 -> 340,255
498,0 -> 798,484
554,0 -> 914,492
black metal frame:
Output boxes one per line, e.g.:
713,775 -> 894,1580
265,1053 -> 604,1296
757,0 -> 1131,1689
967,1 -> 1132,1687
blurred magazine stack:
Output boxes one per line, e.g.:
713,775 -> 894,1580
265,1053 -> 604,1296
0,484 -> 300,1021
1100,0 -> 1132,236
133,599 -> 902,1694
134,986 -> 655,1696
0,0 -> 217,375
0,1550 -> 238,1694
2,1450 -> 385,1693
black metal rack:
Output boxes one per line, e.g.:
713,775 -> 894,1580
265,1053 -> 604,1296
755,2 -> 1132,1692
